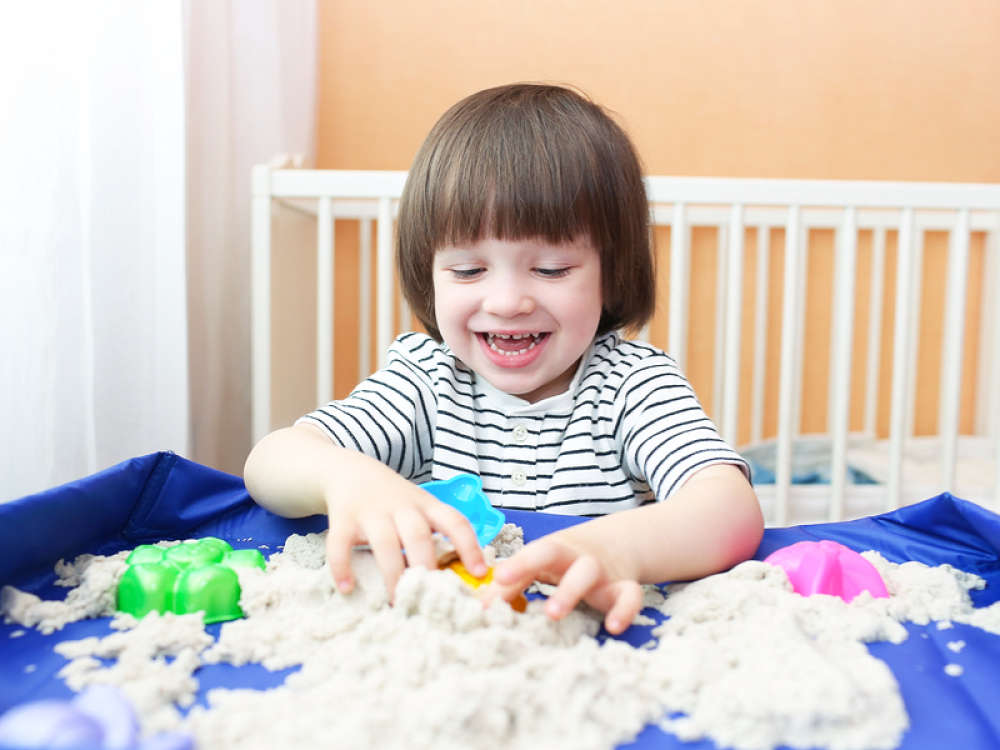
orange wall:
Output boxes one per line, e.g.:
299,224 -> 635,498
300,0 -> 999,442
317,0 -> 999,180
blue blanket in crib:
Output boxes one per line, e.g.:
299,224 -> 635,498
2,452 -> 999,750
740,437 -> 879,484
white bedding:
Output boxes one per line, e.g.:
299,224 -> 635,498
740,434 -> 997,524
846,435 -> 996,507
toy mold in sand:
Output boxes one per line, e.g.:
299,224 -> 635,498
116,537 -> 266,623
421,474 -> 506,547
422,474 -> 527,611
765,539 -> 890,602
439,559 -> 528,612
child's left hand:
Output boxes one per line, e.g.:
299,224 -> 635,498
483,534 -> 643,635
482,465 -> 763,636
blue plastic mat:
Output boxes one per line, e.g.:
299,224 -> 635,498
2,452 -> 999,749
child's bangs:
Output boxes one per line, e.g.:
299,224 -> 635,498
431,123 -> 601,250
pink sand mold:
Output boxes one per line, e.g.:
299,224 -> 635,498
764,540 -> 889,602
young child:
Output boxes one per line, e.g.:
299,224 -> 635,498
243,83 -> 763,635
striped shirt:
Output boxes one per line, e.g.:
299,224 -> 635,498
297,331 -> 749,516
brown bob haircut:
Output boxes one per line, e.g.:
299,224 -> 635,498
396,83 -> 655,342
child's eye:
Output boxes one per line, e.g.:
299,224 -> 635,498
449,267 -> 484,279
535,267 -> 571,278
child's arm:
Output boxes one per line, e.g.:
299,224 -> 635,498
244,424 -> 488,594
485,464 -> 762,634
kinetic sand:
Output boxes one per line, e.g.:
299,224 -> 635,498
4,526 -> 1000,750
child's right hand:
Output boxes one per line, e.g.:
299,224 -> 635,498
243,424 -> 487,600
324,470 -> 488,598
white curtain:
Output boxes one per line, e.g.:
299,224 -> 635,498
185,0 -> 316,477
0,1 -> 316,500
0,3 -> 189,501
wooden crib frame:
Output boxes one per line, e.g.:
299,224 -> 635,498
250,167 -> 1000,524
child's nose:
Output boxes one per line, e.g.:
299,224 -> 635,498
481,280 -> 535,318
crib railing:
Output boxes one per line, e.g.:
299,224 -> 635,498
251,167 -> 1000,523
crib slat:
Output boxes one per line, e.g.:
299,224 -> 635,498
986,228 -> 1000,511
977,228 -> 999,440
775,206 -> 802,526
791,223 -> 809,443
251,165 -> 273,443
722,205 -> 744,445
939,209 -> 971,493
376,197 -> 393,369
713,226 -> 728,424
888,208 -> 916,509
358,218 -> 372,380
316,196 -> 334,406
829,207 -> 858,521
904,227 -> 925,441
864,228 -> 886,437
751,226 -> 770,445
668,203 -> 689,369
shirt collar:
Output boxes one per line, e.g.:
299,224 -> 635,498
471,339 -> 596,415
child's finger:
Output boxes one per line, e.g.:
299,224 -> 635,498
487,540 -> 577,609
393,507 -> 436,570
542,554 -> 602,620
479,568 -> 529,607
601,581 -> 644,635
423,501 -> 488,577
494,539 -> 566,588
326,518 -> 359,593
364,517 -> 406,597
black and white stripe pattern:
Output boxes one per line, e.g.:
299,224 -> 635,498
298,331 -> 749,516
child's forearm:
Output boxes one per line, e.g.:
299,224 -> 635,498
243,424 -> 402,518
556,464 -> 763,584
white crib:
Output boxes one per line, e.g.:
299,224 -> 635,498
250,167 -> 1000,525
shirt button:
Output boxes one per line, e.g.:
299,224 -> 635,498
511,469 -> 527,486
512,424 -> 528,443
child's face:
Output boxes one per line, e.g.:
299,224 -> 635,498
433,235 -> 602,403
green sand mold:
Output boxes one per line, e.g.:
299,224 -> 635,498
116,537 -> 265,624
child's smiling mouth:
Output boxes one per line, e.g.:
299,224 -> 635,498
477,331 -> 550,367
482,331 -> 547,354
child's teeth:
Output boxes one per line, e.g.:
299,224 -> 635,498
487,333 -> 540,355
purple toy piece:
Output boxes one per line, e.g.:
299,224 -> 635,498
764,539 -> 889,602
72,684 -> 140,749
0,685 -> 194,750
0,701 -> 104,748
